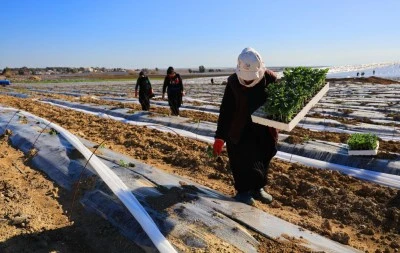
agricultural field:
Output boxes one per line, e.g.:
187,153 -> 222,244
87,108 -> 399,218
0,75 -> 399,252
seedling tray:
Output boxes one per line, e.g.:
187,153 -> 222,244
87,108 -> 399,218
348,141 -> 379,156
252,82 -> 329,131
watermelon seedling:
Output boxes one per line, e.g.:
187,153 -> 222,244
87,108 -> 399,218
347,133 -> 378,151
263,67 -> 329,123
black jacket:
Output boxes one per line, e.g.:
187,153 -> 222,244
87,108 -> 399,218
163,73 -> 183,95
215,70 -> 277,143
135,76 -> 152,94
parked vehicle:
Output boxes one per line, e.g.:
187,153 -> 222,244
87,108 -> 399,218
0,80 -> 11,87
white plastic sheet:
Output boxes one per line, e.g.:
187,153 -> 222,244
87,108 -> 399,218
0,106 -> 177,253
277,151 -> 400,189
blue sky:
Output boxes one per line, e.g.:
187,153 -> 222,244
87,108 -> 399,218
1,0 -> 399,69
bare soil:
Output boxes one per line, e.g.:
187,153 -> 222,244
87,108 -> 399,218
0,131 -> 145,253
1,95 -> 400,252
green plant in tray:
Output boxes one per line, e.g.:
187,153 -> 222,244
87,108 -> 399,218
347,133 -> 378,150
263,67 -> 328,123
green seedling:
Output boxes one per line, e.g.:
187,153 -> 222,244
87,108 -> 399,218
18,115 -> 28,124
49,128 -> 59,135
303,135 -> 311,142
25,148 -> 38,161
206,145 -> 214,158
119,159 -> 129,168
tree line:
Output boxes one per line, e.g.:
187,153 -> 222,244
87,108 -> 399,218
188,65 -> 223,73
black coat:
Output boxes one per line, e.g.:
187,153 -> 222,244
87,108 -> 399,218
215,70 -> 277,144
162,73 -> 183,95
135,76 -> 152,96
215,69 -> 278,192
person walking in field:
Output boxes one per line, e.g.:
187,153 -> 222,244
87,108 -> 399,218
213,47 -> 279,205
135,71 -> 153,111
162,67 -> 184,116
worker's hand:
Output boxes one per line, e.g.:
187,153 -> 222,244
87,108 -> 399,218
135,90 -> 138,98
182,91 -> 185,96
268,127 -> 279,143
213,138 -> 225,156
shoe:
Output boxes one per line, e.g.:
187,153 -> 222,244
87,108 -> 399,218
251,188 -> 273,204
234,192 -> 255,206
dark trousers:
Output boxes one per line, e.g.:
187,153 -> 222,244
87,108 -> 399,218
226,123 -> 277,193
139,92 -> 150,111
168,92 -> 182,116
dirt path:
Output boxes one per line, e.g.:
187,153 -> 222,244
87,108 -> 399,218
1,95 -> 400,252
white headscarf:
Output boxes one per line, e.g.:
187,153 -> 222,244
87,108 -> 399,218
235,47 -> 266,87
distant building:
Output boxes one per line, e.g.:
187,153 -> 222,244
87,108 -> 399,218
84,67 -> 94,73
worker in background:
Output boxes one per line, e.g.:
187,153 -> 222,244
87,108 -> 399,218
162,67 -> 184,116
135,71 -> 153,111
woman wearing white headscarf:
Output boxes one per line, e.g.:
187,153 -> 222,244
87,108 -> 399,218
213,47 -> 278,205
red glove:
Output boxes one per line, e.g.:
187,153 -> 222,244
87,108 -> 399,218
135,90 -> 138,97
213,138 -> 224,156
268,127 -> 279,143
